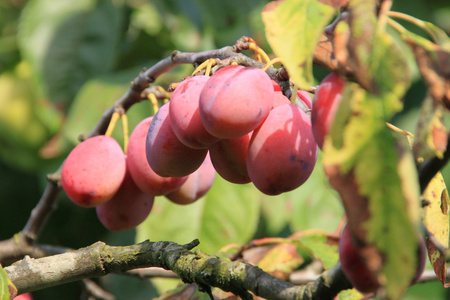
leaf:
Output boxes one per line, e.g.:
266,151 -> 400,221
335,289 -> 365,300
0,264 -> 17,300
136,176 -> 261,255
18,0 -> 124,107
323,87 -> 421,299
422,172 -> 450,287
259,194 -> 292,236
413,93 -> 448,159
0,62 -> 62,171
261,0 -> 337,89
155,284 -> 210,300
290,153 -> 345,233
257,243 -> 304,280
61,67 -> 151,147
342,0 -> 377,90
357,126 -> 421,300
293,230 -> 339,270
332,1 -> 412,97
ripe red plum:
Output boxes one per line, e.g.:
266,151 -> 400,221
146,102 -> 208,177
165,153 -> 216,205
199,65 -> 274,139
127,117 -> 187,195
169,75 -> 220,149
61,136 -> 126,207
311,73 -> 345,149
209,132 -> 252,184
247,104 -> 317,195
96,165 -> 154,231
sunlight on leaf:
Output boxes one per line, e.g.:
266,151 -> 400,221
422,172 -> 450,286
262,0 -> 336,89
294,230 -> 339,270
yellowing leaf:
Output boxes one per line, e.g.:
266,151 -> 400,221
262,0 -> 337,89
414,94 -> 448,160
323,87 -> 421,300
0,264 -> 16,300
257,243 -> 304,280
422,172 -> 450,286
335,289 -> 365,300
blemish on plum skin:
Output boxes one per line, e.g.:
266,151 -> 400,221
256,108 -> 262,118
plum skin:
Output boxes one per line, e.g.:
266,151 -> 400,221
146,102 -> 208,178
169,75 -> 220,149
61,135 -> 126,207
165,153 -> 216,205
127,116 -> 188,195
209,132 -> 252,184
311,73 -> 345,149
247,104 -> 318,195
199,65 -> 274,139
96,162 -> 154,231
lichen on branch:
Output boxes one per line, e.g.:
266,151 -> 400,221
5,239 -> 351,300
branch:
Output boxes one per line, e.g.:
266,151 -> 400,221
0,38 -> 279,263
5,240 -> 351,300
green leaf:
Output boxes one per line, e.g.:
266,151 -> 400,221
61,67 -> 152,147
258,152 -> 345,237
370,31 -> 412,99
324,87 -> 421,299
18,0 -> 124,106
295,230 -> 339,270
357,124 -> 420,299
262,0 -> 337,89
335,289 -> 364,300
336,1 -> 412,96
0,264 -> 17,300
259,194 -> 292,236
0,62 -> 62,171
136,176 -> 261,254
290,153 -> 344,233
155,283 -> 210,300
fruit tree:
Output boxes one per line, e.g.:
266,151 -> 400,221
1,0 -> 450,299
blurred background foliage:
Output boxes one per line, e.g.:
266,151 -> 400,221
0,0 -> 449,299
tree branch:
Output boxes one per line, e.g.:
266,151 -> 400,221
0,38 -> 279,264
5,240 -> 351,300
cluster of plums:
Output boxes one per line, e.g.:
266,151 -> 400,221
60,64 -> 428,292
61,64 -> 326,231
146,65 -> 318,196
